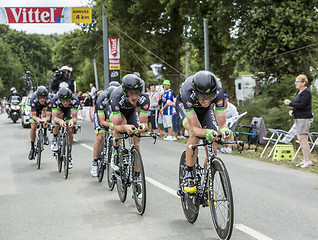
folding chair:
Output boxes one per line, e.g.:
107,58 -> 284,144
235,117 -> 266,151
260,124 -> 297,159
292,132 -> 318,161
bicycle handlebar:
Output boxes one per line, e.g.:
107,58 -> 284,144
188,134 -> 244,153
114,126 -> 157,144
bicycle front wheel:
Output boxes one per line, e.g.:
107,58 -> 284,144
36,129 -> 43,169
131,146 -> 146,215
179,151 -> 199,223
116,148 -> 127,202
97,138 -> 105,182
57,134 -> 62,172
63,133 -> 70,179
106,135 -> 115,190
208,157 -> 234,240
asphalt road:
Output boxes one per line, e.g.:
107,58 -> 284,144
0,114 -> 317,240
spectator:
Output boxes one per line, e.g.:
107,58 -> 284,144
89,83 -> 97,101
172,97 -> 184,139
149,83 -> 161,135
284,74 -> 313,168
160,80 -> 175,141
219,93 -> 238,154
2,97 -> 7,114
83,92 -> 93,106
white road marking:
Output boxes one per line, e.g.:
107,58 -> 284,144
80,142 -> 93,151
234,224 -> 274,240
146,176 -> 179,198
80,141 -> 274,240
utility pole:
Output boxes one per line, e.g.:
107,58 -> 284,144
102,3 -> 109,89
204,19 -> 209,71
185,41 -> 189,79
93,59 -> 99,90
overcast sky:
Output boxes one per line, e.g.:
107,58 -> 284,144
0,0 -> 92,34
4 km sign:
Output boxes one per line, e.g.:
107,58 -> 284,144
0,7 -> 92,24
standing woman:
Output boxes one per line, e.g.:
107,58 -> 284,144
284,74 -> 313,168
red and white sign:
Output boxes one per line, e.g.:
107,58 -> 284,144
109,38 -> 120,59
108,38 -> 120,70
109,59 -> 120,64
0,7 -> 92,24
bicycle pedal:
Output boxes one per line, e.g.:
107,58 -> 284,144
111,173 -> 116,180
177,188 -> 183,196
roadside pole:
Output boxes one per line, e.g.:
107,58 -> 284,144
102,3 -> 109,89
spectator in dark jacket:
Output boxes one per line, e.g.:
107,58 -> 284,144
284,74 -> 313,168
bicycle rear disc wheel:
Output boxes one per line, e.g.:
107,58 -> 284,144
131,147 -> 146,215
36,129 -> 43,169
209,157 -> 234,240
179,151 -> 199,223
106,136 -> 115,190
63,133 -> 70,179
116,150 -> 127,202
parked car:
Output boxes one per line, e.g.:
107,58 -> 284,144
20,95 -> 31,128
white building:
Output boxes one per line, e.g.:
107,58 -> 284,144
235,75 -> 256,104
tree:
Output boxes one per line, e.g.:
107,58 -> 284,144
233,0 -> 318,81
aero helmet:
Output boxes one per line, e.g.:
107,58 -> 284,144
122,74 -> 143,94
192,71 -> 218,95
58,87 -> 72,99
36,86 -> 48,97
109,81 -> 121,87
106,86 -> 118,99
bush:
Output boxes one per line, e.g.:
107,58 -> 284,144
236,74 -> 317,132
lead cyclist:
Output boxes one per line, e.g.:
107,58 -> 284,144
175,70 -> 232,194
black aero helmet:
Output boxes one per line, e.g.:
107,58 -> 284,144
192,71 -> 218,95
36,86 -> 48,97
58,87 -> 72,99
109,81 -> 121,87
106,86 -> 118,99
122,74 -> 143,94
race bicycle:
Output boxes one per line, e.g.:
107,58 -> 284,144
112,129 -> 157,215
96,129 -> 115,190
33,121 -> 46,169
177,134 -> 244,240
53,125 -> 71,179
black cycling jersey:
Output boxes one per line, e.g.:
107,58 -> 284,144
30,93 -> 52,114
94,90 -> 112,132
175,76 -> 224,130
110,86 -> 150,116
51,93 -> 79,112
109,86 -> 150,127
95,91 -> 109,116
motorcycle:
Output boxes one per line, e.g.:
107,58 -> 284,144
8,96 -> 21,123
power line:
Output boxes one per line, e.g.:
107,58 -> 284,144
108,20 -> 185,77
262,42 -> 318,60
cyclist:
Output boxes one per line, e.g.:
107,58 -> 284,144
28,86 -> 52,160
175,70 -> 232,193
91,85 -> 118,177
50,87 -> 79,169
110,74 -> 150,172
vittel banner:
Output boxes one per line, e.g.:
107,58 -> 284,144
108,38 -> 120,59
108,38 -> 120,82
0,7 -> 92,24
